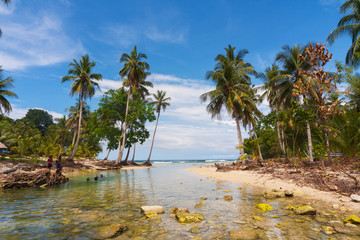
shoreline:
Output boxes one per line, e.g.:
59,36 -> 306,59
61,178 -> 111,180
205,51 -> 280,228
187,165 -> 360,212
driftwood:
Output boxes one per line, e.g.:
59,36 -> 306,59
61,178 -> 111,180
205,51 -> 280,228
0,169 -> 68,189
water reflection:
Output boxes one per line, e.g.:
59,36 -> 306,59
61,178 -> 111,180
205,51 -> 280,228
0,164 -> 356,239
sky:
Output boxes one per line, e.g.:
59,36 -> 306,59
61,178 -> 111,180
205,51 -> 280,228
0,0 -> 351,160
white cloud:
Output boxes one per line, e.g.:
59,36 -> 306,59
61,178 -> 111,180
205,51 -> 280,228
0,14 -> 85,70
9,106 -> 64,120
145,26 -> 186,44
0,1 -> 15,15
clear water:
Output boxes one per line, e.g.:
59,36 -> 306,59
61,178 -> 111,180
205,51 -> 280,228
0,163 -> 357,239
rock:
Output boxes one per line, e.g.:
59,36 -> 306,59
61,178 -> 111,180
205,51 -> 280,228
98,224 -> 128,238
333,222 -> 360,236
271,215 -> 280,218
294,219 -> 305,223
190,226 -> 199,233
293,190 -> 304,196
145,212 -> 160,220
286,205 -> 316,215
262,190 -> 285,199
252,215 -> 263,221
229,230 -> 259,240
350,194 -> 360,202
284,190 -> 294,197
223,195 -> 233,201
169,207 -> 189,218
195,202 -> 204,208
344,215 -> 360,224
200,197 -> 208,200
233,219 -> 246,224
140,206 -> 164,215
322,226 -> 335,235
176,213 -> 204,224
217,187 -> 223,190
224,190 -> 232,193
256,203 -> 274,211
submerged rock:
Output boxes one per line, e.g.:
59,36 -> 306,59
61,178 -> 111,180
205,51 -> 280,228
145,212 -> 161,220
344,215 -> 360,224
262,189 -> 285,199
176,213 -> 204,224
256,203 -> 274,211
223,195 -> 233,201
229,230 -> 259,240
285,205 -> 316,215
169,207 -> 189,218
322,226 -> 336,235
333,222 -> 360,236
190,226 -> 199,233
252,215 -> 263,221
200,197 -> 208,200
195,202 -> 204,208
140,205 -> 164,215
98,224 -> 128,238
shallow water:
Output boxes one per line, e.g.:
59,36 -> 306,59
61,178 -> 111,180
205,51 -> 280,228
0,164 -> 358,239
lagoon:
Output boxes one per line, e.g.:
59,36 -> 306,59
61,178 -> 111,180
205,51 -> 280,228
0,163 -> 356,239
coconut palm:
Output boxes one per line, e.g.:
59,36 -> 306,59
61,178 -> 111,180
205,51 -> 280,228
144,90 -> 170,166
117,46 -> 150,163
201,45 -> 255,156
62,55 -> 102,160
0,67 -> 17,114
259,64 -> 292,161
275,45 -> 315,162
328,0 -> 360,67
66,101 -> 90,146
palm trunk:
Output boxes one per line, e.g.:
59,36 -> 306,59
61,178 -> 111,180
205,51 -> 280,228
121,147 -> 131,165
234,112 -> 244,156
71,129 -> 77,146
324,120 -> 331,161
306,121 -> 314,163
253,128 -> 263,161
104,148 -> 111,160
117,88 -> 131,163
276,104 -> 288,161
68,92 -> 83,160
130,143 -> 136,164
146,111 -> 160,164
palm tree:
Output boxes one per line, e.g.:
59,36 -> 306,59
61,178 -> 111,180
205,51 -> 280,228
117,46 -> 150,163
66,101 -> 90,146
0,0 -> 11,38
144,90 -> 171,166
328,0 -> 360,67
275,45 -> 315,162
201,45 -> 255,156
0,67 -> 17,115
259,64 -> 292,161
240,87 -> 263,163
62,55 -> 102,160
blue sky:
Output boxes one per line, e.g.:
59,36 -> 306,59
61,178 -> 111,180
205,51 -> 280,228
0,0 -> 350,160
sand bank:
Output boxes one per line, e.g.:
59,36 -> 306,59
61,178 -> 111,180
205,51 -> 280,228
188,166 -> 360,212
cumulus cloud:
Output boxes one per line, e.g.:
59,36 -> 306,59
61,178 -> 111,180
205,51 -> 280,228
0,14 -> 85,70
9,105 -> 64,120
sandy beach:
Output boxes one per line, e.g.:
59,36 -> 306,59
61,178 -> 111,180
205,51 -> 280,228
188,165 -> 360,212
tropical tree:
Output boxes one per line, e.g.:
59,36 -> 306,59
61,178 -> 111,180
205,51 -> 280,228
62,55 -> 102,160
145,90 -> 171,165
259,64 -> 292,161
24,109 -> 53,135
117,46 -> 150,162
201,45 -> 255,156
275,45 -> 315,163
66,101 -> 90,146
328,0 -> 360,67
0,67 -> 17,115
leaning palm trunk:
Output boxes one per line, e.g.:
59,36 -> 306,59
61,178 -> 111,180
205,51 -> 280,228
104,148 -> 111,160
145,111 -> 160,165
122,147 -> 131,165
306,121 -> 314,163
116,88 -> 131,163
234,112 -> 245,156
276,105 -> 288,162
68,92 -> 83,160
253,130 -> 263,162
71,130 -> 77,146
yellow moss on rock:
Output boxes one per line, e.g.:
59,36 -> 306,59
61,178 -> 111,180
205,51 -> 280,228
256,203 -> 274,211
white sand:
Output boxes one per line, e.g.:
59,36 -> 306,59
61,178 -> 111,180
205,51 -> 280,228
188,166 -> 360,212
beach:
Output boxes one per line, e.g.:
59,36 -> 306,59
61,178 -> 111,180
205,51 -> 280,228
188,165 -> 360,212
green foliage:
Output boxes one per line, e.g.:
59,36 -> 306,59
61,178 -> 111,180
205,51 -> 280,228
24,109 -> 54,135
